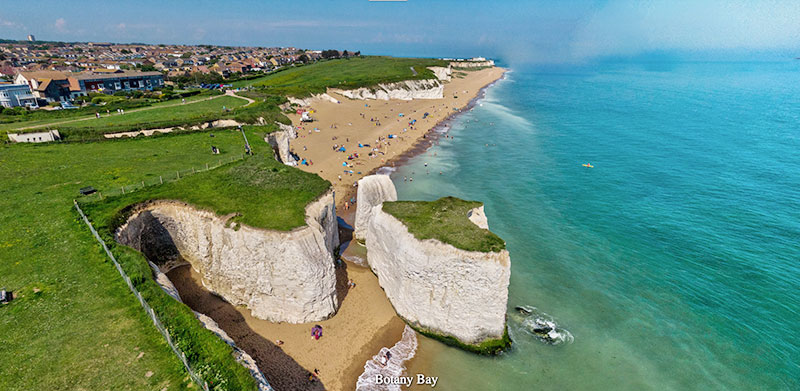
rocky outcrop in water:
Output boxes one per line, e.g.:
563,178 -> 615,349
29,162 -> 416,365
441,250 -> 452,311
333,79 -> 444,100
115,191 -> 340,323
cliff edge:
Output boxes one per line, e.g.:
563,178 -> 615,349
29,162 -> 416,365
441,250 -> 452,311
115,190 -> 340,324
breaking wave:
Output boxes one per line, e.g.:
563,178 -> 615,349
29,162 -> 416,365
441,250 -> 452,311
514,305 -> 574,345
356,325 -> 418,391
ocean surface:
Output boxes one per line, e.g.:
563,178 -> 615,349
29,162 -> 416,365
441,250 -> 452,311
393,60 -> 800,390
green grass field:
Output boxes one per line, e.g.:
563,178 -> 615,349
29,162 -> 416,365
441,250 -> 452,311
0,129 -> 283,391
382,197 -> 506,253
51,96 -> 248,140
241,56 -> 448,96
82,152 -> 330,232
0,92 -> 217,134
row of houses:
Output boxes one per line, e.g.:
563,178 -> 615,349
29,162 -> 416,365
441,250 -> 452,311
0,69 -> 164,107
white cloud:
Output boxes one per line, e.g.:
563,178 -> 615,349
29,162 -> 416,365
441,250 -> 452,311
54,18 -> 67,32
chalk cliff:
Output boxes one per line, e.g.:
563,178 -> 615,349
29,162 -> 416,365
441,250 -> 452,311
115,191 -> 340,323
366,206 -> 510,346
428,66 -> 452,81
354,174 -> 397,241
266,122 -> 298,166
333,79 -> 444,100
451,60 -> 495,68
355,175 -> 510,349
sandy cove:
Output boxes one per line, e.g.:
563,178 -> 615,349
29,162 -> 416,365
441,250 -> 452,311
168,67 -> 505,391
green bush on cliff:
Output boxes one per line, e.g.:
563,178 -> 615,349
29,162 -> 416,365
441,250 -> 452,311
381,197 -> 506,253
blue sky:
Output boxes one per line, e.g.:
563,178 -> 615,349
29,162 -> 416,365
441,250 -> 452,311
1,0 -> 799,64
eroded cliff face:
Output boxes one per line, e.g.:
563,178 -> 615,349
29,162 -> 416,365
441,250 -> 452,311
451,60 -> 495,68
332,79 -> 444,101
366,207 -> 510,345
116,191 -> 340,323
428,66 -> 452,81
354,174 -> 397,241
355,175 -> 510,346
266,122 -> 298,166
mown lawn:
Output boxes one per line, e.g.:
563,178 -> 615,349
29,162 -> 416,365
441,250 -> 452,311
382,197 -> 506,253
53,96 -> 248,140
0,130 -> 260,391
0,92 -> 218,134
244,56 -> 448,96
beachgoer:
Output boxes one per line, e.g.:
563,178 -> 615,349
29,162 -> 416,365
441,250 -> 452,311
275,340 -> 284,345
348,279 -> 356,289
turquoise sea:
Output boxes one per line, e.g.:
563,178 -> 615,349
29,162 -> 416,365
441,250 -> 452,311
394,60 -> 800,390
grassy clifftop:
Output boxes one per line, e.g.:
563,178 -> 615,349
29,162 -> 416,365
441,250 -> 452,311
247,56 -> 448,96
382,197 -> 506,253
81,153 -> 331,232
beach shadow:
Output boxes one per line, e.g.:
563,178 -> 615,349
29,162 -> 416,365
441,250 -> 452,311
334,216 -> 353,308
168,265 -> 326,391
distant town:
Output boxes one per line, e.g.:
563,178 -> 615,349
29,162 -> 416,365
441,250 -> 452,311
0,36 -> 359,109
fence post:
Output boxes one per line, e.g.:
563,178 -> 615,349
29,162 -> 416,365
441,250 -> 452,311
177,171 -> 180,179
121,186 -> 125,194
141,181 -> 145,188
160,176 -> 163,184
73,200 -> 219,391
206,163 -> 209,170
192,167 -> 195,173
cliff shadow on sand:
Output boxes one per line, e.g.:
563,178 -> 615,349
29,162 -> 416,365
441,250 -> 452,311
168,265 -> 326,391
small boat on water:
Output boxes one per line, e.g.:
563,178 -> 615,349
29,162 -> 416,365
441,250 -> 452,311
582,163 -> 594,168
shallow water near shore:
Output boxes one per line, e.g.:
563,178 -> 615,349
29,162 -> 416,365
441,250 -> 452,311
393,61 -> 800,390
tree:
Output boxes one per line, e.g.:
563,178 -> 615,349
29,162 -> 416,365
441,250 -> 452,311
343,50 -> 350,58
297,54 -> 309,64
181,52 -> 192,59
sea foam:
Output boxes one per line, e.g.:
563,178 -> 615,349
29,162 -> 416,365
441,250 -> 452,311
356,325 -> 418,391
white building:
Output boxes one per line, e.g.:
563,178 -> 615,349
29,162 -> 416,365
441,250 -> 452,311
0,84 -> 37,108
7,130 -> 61,143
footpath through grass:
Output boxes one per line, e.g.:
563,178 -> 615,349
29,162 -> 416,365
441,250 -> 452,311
382,197 -> 506,253
246,56 -> 448,96
0,129 -> 269,391
0,92 -> 217,134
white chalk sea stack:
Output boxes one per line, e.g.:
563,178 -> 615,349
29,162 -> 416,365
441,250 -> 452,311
356,175 -> 511,351
115,190 -> 340,324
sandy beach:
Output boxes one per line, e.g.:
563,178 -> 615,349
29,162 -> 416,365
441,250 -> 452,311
168,67 -> 505,391
288,66 -> 506,209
